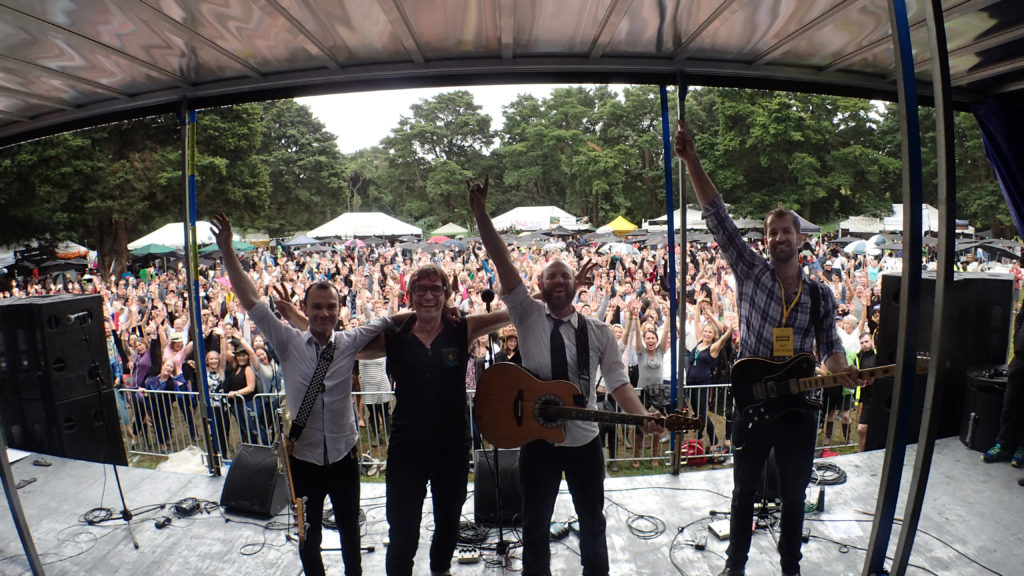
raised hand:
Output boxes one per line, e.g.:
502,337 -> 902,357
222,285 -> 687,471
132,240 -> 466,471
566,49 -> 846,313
674,120 -> 697,162
467,176 -> 490,215
575,258 -> 597,289
211,212 -> 233,251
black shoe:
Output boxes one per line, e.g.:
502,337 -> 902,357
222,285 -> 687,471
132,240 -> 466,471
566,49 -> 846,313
1019,477 -> 1024,487
717,569 -> 745,576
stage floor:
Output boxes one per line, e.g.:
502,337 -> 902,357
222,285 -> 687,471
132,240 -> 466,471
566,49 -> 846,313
2,437 -> 1021,576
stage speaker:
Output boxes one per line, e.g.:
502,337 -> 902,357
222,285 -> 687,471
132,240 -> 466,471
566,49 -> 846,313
221,443 -> 289,518
474,448 -> 522,526
960,365 -> 1007,451
872,272 -> 1013,447
20,389 -> 127,466
1,295 -> 125,466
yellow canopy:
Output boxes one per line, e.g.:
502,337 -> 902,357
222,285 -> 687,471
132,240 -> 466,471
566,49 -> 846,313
603,215 -> 637,236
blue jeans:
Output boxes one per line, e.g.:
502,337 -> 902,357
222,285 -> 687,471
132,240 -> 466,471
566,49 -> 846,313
520,437 -> 607,576
726,410 -> 817,575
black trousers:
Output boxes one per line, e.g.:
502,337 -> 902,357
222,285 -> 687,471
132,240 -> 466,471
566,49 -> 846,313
290,449 -> 362,576
520,437 -> 607,576
385,443 -> 469,575
997,355 -> 1024,447
726,411 -> 817,575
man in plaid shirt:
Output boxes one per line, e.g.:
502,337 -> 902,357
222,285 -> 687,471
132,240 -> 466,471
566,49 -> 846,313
675,121 -> 862,576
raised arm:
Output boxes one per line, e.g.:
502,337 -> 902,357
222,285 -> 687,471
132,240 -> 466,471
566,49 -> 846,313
469,177 -> 523,297
674,120 -> 720,208
212,212 -> 260,311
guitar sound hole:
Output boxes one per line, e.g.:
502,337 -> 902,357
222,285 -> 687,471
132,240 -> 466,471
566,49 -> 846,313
534,394 -> 565,429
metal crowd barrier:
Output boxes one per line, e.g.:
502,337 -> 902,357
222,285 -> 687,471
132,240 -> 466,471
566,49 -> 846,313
115,383 -> 862,471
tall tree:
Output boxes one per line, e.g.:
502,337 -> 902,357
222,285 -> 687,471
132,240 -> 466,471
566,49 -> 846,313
255,100 -> 345,236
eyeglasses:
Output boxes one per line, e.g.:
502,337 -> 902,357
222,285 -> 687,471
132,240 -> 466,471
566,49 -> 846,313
412,285 -> 444,297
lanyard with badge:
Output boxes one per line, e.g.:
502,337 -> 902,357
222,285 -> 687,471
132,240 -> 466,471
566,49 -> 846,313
773,277 -> 801,358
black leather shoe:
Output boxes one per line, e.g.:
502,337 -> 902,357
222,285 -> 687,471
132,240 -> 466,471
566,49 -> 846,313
717,569 -> 745,576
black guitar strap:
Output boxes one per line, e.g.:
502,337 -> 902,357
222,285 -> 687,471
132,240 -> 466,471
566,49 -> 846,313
573,314 -> 591,407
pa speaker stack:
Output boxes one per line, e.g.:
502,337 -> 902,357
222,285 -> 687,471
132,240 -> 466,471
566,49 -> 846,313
0,294 -> 126,466
867,271 -> 1013,451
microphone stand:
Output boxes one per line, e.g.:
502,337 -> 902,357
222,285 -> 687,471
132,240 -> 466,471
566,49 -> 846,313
480,289 -> 511,559
76,313 -> 139,550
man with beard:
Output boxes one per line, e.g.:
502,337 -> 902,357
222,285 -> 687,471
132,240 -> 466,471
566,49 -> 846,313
470,177 -> 663,576
675,122 -> 861,576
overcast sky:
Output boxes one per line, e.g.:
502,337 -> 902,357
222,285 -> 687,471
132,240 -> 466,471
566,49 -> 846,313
297,84 -> 560,154
297,83 -> 634,154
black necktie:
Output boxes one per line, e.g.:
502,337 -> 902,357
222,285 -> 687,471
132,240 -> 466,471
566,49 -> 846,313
550,317 -> 569,381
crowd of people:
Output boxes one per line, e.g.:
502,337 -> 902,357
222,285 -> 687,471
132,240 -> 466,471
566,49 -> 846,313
2,121 -> 1021,575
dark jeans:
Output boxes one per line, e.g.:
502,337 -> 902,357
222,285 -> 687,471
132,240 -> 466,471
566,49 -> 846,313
997,355 -> 1024,447
176,394 -> 198,441
211,404 -> 232,459
687,384 -> 717,446
290,449 -> 362,576
520,437 -> 607,576
385,443 -> 469,575
726,411 -> 817,575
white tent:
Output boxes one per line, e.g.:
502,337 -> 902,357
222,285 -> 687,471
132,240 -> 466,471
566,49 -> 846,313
646,207 -> 763,231
882,203 -> 942,233
432,222 -> 469,236
127,221 -> 229,250
490,206 -> 586,231
839,215 -> 885,234
308,212 -> 421,238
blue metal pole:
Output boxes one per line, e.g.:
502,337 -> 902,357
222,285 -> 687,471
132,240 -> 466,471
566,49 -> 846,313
864,1 -> 923,573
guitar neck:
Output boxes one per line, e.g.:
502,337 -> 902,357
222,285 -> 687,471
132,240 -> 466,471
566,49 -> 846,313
541,405 -> 656,427
794,363 -> 896,393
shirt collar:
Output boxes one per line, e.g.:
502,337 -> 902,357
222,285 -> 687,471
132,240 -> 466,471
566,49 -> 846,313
547,307 -> 578,328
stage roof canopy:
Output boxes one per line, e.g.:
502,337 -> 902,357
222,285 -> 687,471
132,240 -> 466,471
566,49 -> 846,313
1,0 -> 1022,148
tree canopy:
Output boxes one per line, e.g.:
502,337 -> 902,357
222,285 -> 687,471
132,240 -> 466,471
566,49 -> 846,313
0,85 -> 1010,276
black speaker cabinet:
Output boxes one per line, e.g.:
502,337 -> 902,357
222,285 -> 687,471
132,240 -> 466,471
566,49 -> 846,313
20,389 -> 128,466
474,448 -> 522,526
1,295 -> 125,465
221,443 -> 289,518
960,365 -> 1007,451
0,294 -> 112,403
871,271 -> 1013,448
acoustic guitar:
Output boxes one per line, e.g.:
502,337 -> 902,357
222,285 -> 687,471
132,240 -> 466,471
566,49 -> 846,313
732,352 -> 930,424
276,407 -> 308,549
474,362 -> 702,448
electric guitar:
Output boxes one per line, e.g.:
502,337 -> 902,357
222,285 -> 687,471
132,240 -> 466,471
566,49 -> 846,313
732,352 -> 930,424
276,407 -> 308,549
474,362 -> 702,448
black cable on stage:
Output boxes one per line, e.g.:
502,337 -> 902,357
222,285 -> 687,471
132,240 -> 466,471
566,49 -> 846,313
810,460 -> 847,485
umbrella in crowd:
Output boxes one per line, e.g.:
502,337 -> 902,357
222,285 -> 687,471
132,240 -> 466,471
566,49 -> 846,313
130,243 -> 180,257
300,244 -> 332,253
867,234 -> 889,246
344,238 -> 366,248
844,240 -> 881,256
542,241 -> 566,253
284,234 -> 319,247
743,231 -> 763,240
363,236 -> 387,246
398,235 -> 420,242
198,241 -> 255,254
40,258 -> 89,272
546,225 -> 575,237
830,236 -> 859,244
599,242 -> 638,256
428,235 -> 450,243
442,239 -> 468,251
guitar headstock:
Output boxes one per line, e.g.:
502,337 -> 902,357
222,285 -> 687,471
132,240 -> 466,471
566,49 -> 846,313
665,411 -> 703,432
